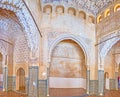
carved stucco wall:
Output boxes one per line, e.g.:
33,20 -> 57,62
0,9 -> 29,77
50,40 -> 86,78
0,0 -> 40,55
13,35 -> 29,64
13,35 -> 29,77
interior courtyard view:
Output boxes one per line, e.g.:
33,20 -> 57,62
0,0 -> 120,97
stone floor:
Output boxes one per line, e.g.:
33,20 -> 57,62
49,88 -> 120,97
0,89 -> 119,97
0,90 -> 27,97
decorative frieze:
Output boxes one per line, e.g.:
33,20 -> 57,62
109,79 -> 116,90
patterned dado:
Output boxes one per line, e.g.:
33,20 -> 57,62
89,80 -> 98,95
7,76 -> 16,91
50,40 -> 86,78
109,79 -> 116,90
38,80 -> 47,97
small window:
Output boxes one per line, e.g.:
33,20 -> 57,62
79,11 -> 86,19
97,15 -> 102,23
88,16 -> 95,23
114,4 -> 120,12
56,6 -> 64,15
104,9 -> 110,17
43,5 -> 52,14
68,7 -> 76,16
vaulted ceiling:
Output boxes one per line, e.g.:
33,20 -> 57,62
0,9 -> 23,42
42,0 -> 118,15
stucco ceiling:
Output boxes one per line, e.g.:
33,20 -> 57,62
42,0 -> 117,15
0,9 -> 24,42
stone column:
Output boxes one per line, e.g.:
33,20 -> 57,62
25,77 -> 29,94
86,70 -> 90,94
98,58 -> 104,96
3,55 -> 8,91
12,76 -> 16,91
98,70 -> 104,96
28,66 -> 39,97
28,52 -> 39,97
47,67 -> 50,96
3,66 -> 8,91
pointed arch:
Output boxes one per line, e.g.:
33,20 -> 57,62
48,34 -> 90,69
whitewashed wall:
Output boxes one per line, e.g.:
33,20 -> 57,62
49,77 -> 86,89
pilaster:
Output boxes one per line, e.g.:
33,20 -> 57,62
3,66 -> 8,91
98,70 -> 104,96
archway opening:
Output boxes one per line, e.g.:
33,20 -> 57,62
104,40 -> 120,90
0,53 -> 3,90
49,39 -> 87,96
16,68 -> 26,93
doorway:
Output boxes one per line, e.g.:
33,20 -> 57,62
16,68 -> 26,93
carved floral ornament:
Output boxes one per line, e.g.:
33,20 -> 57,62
0,0 -> 39,53
42,0 -> 117,15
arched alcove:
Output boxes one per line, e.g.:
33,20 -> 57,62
104,40 -> 120,90
56,5 -> 64,15
88,16 -> 95,23
68,7 -> 76,16
43,5 -> 52,14
49,39 -> 86,96
16,68 -> 26,93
